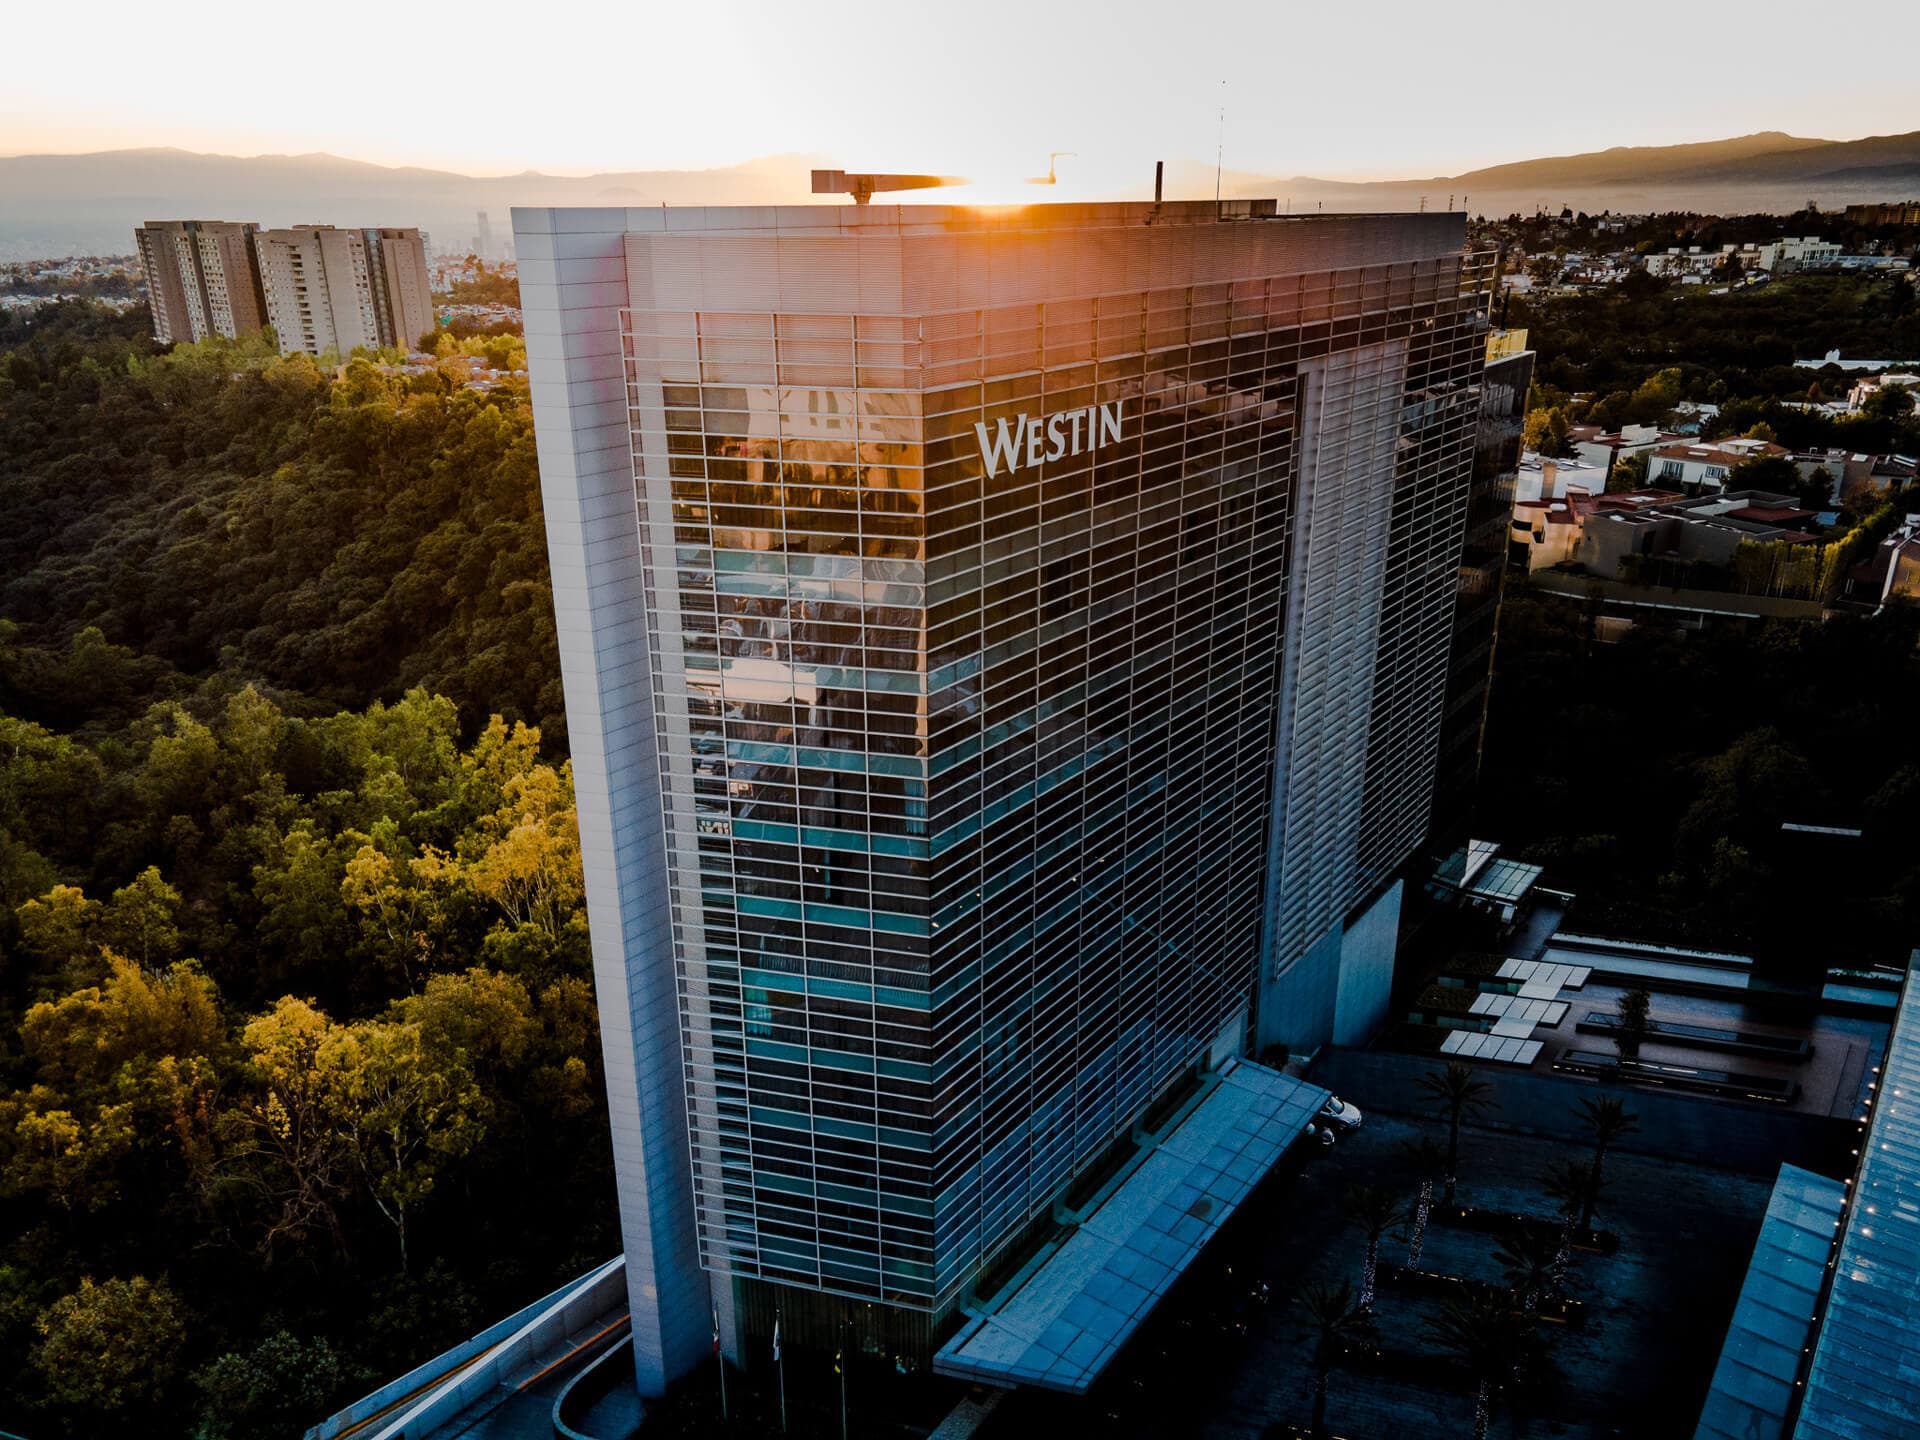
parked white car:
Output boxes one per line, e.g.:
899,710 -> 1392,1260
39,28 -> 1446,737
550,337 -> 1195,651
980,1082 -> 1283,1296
1318,1095 -> 1363,1134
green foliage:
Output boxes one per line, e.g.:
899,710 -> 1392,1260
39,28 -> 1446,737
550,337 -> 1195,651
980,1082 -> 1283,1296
1482,588 -> 1920,968
1863,383 -> 1915,421
438,261 -> 521,309
1727,502 -> 1898,601
1726,452 -> 1797,492
1416,1061 -> 1498,1201
1294,1278 -> 1373,1439
1543,1157 -> 1606,1229
1424,1290 -> 1556,1440
1575,1095 -> 1641,1153
1493,1229 -> 1561,1308
32,1275 -> 189,1428
1607,452 -> 1650,493
1523,405 -> 1570,455
1575,1098 -> 1639,1228
0,690 -> 611,1435
0,305 -> 612,1437
1513,273 -> 1920,411
1613,985 -> 1652,1060
0,307 -> 563,747
191,1331 -> 361,1440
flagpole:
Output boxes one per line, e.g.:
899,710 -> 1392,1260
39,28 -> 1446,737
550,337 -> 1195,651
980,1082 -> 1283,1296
714,1308 -> 728,1423
838,1325 -> 848,1440
775,1312 -> 787,1433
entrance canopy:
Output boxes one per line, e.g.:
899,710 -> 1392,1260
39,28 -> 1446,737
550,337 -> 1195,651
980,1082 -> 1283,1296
934,1059 -> 1328,1394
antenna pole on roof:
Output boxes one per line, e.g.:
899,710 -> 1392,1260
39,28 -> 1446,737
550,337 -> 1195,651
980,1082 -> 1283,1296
1214,81 -> 1226,216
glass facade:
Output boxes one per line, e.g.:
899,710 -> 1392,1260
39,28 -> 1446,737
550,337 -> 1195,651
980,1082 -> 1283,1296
615,206 -> 1490,1315
1432,345 -> 1533,847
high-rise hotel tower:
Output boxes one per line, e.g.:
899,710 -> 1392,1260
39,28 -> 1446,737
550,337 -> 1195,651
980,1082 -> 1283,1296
515,200 -> 1492,1393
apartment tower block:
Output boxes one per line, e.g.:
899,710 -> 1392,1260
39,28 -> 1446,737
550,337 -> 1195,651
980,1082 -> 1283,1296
134,220 -> 267,344
136,220 -> 433,356
254,225 -> 434,357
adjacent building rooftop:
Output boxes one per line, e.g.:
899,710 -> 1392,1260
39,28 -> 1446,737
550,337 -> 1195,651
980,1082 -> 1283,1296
1795,966 -> 1920,1439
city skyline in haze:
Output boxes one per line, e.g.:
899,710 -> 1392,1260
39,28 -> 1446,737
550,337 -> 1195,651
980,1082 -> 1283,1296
7,0 -> 1917,194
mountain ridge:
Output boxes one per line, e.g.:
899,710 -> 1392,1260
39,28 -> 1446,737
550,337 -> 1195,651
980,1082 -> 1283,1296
4,132 -> 1918,258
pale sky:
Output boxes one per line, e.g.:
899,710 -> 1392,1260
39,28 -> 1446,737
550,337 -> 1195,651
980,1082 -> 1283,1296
5,0 -> 1916,188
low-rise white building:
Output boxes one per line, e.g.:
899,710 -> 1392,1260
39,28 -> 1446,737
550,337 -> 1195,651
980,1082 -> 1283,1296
1753,237 -> 1842,273
1646,246 -> 1714,279
1571,424 -> 1684,476
1848,372 -> 1920,412
1646,437 -> 1789,494
1516,451 -> 1610,503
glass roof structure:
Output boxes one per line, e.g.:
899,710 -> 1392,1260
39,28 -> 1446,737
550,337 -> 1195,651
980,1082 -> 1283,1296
1439,1030 -> 1543,1065
1471,856 -> 1545,905
932,1060 -> 1328,1394
1694,1164 -> 1844,1440
1428,839 -> 1543,916
1794,971 -> 1920,1440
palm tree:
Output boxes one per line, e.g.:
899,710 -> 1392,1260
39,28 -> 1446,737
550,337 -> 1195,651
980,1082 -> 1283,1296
1343,1184 -> 1406,1313
1424,1292 -> 1537,1440
1575,1095 -> 1640,1230
1494,1228 -> 1560,1313
1613,983 -> 1652,1060
1295,1279 -> 1372,1440
1398,1135 -> 1449,1267
1542,1158 -> 1603,1292
1415,1061 -> 1498,1203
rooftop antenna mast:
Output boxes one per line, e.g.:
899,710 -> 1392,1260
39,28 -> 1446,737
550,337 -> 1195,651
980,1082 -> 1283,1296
1026,152 -> 1076,186
1214,81 -> 1226,214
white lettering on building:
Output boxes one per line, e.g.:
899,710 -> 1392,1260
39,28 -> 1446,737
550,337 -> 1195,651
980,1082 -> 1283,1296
974,401 -> 1124,480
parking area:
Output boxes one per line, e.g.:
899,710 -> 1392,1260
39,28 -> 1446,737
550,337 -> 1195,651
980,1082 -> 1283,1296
981,1099 -> 1776,1440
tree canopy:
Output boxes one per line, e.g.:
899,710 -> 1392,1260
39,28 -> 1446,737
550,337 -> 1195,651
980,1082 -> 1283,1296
1480,587 -> 1920,968
0,303 -> 607,1439
0,302 -> 562,747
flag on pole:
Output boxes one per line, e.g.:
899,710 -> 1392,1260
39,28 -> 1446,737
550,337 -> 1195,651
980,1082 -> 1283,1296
773,1317 -> 782,1364
713,1310 -> 721,1356
834,1346 -> 843,1375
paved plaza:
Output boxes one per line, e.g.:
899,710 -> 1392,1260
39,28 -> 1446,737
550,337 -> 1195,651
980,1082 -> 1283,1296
983,1104 -> 1776,1439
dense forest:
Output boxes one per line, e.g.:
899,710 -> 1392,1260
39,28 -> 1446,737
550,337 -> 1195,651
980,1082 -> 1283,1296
0,303 -> 562,743
440,260 -> 521,310
1478,583 -> 1920,973
1514,271 -> 1920,425
0,302 -> 610,1440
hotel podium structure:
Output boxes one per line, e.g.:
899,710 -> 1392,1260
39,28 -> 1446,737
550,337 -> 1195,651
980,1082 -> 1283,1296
515,200 -> 1493,1392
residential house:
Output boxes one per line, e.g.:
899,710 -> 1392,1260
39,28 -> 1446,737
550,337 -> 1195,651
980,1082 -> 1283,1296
1646,438 -> 1789,494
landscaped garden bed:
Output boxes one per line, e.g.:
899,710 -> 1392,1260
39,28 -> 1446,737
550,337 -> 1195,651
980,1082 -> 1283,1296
1379,1263 -> 1588,1327
1430,1203 -> 1619,1256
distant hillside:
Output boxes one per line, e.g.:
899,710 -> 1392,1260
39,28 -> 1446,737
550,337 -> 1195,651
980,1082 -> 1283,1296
1442,132 -> 1832,190
6,131 -> 1920,257
1241,131 -> 1920,219
0,148 -> 826,258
